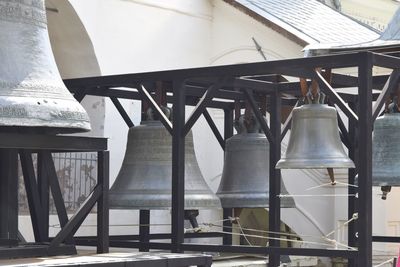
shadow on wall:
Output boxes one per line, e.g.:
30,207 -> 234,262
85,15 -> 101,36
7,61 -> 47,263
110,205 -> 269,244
46,0 -> 105,138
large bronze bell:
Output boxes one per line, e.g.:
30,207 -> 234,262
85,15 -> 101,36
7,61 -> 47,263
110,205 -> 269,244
109,120 -> 221,209
276,103 -> 354,169
217,115 -> 295,208
372,110 -> 400,199
0,0 -> 90,133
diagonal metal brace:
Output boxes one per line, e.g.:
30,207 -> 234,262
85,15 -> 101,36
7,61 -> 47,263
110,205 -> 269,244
49,185 -> 102,250
203,109 -> 225,150
243,88 -> 274,144
19,151 -> 46,242
314,71 -> 358,123
372,69 -> 400,122
44,152 -> 75,245
110,97 -> 134,128
183,81 -> 222,136
137,84 -> 173,135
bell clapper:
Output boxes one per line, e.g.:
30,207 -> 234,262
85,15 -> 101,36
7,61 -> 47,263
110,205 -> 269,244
184,210 -> 201,232
380,186 -> 392,200
327,168 -> 336,186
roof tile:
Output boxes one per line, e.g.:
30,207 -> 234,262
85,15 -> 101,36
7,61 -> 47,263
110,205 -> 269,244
235,0 -> 380,45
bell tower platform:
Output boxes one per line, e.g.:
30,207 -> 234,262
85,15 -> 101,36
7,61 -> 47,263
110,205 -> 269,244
0,133 -> 109,259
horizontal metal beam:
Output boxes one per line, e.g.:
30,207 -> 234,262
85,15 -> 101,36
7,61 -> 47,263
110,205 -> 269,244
372,52 -> 400,69
372,236 -> 400,243
74,232 -> 225,242
0,134 -> 107,151
182,244 -> 358,258
64,53 -> 363,89
185,85 -> 244,100
0,244 -> 76,259
234,78 -> 276,93
107,242 -> 358,258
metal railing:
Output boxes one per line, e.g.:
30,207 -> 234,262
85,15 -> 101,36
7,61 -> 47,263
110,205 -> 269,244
18,152 -> 98,214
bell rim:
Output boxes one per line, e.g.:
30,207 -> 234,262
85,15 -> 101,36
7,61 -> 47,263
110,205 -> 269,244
276,158 -> 355,169
218,193 -> 296,208
109,191 -> 221,210
0,96 -> 91,133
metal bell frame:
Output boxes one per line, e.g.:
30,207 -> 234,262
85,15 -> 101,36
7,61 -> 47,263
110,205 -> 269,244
64,52 -> 400,267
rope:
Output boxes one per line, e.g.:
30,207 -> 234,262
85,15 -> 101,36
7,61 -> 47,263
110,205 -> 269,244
50,217 -> 357,251
279,194 -> 358,198
306,181 -> 358,191
325,213 -> 358,238
208,229 -> 349,248
374,258 -> 395,267
236,219 -> 254,246
200,222 -> 321,240
200,218 -> 355,249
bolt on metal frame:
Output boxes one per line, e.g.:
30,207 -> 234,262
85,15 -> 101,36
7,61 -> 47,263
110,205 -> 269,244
66,51 -> 400,267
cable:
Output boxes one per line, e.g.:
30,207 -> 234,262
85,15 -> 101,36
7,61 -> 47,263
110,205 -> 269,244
236,219 -> 253,247
374,258 -> 395,267
200,222 -> 320,240
279,194 -> 358,197
208,229 -> 349,248
325,213 -> 358,238
306,181 -> 358,191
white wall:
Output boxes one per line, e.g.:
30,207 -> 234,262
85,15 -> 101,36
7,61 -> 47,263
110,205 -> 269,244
69,0 -> 213,182
67,0 -> 218,235
210,0 -> 303,65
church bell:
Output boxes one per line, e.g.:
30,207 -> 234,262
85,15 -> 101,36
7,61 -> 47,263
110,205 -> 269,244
217,115 -> 295,208
372,110 -> 400,199
276,103 -> 354,169
0,0 -> 90,133
109,120 -> 221,210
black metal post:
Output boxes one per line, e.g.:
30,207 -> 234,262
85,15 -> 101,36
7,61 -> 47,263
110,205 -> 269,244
37,152 -> 50,241
139,210 -> 150,252
357,52 -> 373,267
348,101 -> 358,267
223,108 -> 234,246
269,91 -> 282,267
171,80 -> 186,253
0,149 -> 18,247
97,150 -> 109,253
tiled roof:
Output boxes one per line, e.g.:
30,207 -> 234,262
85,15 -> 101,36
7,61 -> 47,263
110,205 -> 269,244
231,0 -> 380,45
304,7 -> 400,54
